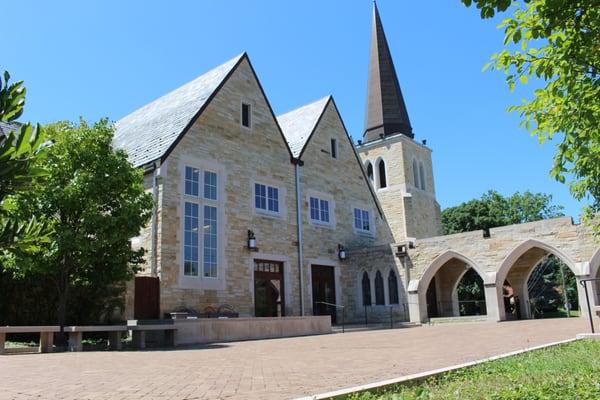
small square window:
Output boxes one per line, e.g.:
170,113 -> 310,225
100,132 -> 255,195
241,103 -> 251,128
354,208 -> 371,233
255,183 -> 280,214
310,196 -> 331,225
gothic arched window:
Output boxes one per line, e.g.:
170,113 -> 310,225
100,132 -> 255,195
419,162 -> 426,190
366,162 -> 374,183
361,271 -> 371,306
413,159 -> 419,188
375,270 -> 385,305
388,270 -> 399,305
377,159 -> 387,189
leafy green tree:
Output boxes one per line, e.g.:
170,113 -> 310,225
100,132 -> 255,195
442,190 -> 563,234
8,119 -> 153,327
462,0 -> 600,233
0,71 -> 48,257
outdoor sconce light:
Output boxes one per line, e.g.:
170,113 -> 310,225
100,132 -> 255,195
395,244 -> 408,258
338,244 -> 347,261
247,230 -> 258,251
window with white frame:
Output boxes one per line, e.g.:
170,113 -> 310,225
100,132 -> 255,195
255,183 -> 280,214
309,197 -> 330,224
183,165 -> 219,278
354,208 -> 371,233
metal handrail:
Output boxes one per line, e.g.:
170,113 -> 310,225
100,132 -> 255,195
579,278 -> 600,333
315,301 -> 345,333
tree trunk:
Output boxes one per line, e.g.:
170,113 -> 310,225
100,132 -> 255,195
55,272 -> 69,346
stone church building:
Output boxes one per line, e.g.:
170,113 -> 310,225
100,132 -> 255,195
114,3 -> 600,324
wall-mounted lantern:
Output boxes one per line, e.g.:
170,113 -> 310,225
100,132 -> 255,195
338,244 -> 347,261
247,230 -> 258,251
395,244 -> 408,258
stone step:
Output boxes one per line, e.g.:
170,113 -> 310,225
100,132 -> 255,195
428,315 -> 488,325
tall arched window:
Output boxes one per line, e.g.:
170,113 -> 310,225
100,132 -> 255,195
413,159 -> 419,188
388,270 -> 399,304
377,159 -> 387,189
366,162 -> 374,183
375,270 -> 385,305
419,162 -> 426,190
361,272 -> 371,306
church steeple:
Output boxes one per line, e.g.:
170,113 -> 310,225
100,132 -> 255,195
364,1 -> 413,142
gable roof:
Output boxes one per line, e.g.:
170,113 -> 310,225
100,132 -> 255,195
279,95 -> 385,218
113,53 -> 246,167
277,96 -> 331,159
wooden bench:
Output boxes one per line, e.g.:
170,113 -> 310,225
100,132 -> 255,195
0,326 -> 60,354
128,324 -> 177,349
64,325 -> 128,352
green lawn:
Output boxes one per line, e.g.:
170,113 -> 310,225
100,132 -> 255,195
351,340 -> 600,400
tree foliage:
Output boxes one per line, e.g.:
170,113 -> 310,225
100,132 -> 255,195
462,0 -> 600,232
7,119 -> 153,326
441,189 -> 563,234
0,71 -> 49,257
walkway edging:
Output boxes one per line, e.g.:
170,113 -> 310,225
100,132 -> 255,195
295,336 -> 581,400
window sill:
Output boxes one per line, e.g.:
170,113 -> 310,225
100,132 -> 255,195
309,220 -> 335,229
254,209 -> 283,220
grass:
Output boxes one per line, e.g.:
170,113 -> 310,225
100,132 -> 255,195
350,340 -> 600,400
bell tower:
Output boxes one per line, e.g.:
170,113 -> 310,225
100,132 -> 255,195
357,1 -> 442,242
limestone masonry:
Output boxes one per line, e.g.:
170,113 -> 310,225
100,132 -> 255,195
114,3 -> 600,325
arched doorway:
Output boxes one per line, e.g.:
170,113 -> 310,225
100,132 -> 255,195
495,240 -> 581,321
416,251 -> 490,321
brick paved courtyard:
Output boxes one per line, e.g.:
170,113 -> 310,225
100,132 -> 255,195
0,318 -> 590,400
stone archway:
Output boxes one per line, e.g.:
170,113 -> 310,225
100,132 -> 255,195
494,239 -> 583,321
408,251 -> 493,323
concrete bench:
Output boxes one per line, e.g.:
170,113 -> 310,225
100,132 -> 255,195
0,326 -> 60,354
64,325 -> 128,352
128,324 -> 177,349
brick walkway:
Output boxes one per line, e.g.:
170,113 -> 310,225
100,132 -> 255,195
0,318 -> 589,400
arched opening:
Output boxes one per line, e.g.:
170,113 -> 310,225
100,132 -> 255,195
366,162 -> 374,183
496,240 -> 581,320
388,270 -> 399,304
377,159 -> 387,189
454,268 -> 486,316
374,270 -> 385,305
419,162 -> 426,191
412,159 -> 419,188
361,271 -> 371,306
418,251 -> 489,320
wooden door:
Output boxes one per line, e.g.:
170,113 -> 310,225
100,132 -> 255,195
134,276 -> 160,320
254,260 -> 285,317
311,265 -> 337,324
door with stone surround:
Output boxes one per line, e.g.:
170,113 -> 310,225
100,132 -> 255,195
254,260 -> 285,317
311,265 -> 337,324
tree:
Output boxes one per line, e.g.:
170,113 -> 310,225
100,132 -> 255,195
8,119 -> 153,327
0,71 -> 48,257
462,0 -> 600,233
442,190 -> 563,234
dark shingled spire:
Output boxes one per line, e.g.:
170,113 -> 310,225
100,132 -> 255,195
363,1 -> 413,142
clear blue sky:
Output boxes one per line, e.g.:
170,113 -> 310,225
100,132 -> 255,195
2,1 -> 586,218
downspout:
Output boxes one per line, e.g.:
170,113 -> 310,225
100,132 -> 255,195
294,159 -> 305,316
150,160 -> 160,277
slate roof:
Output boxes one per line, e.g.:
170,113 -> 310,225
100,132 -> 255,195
0,121 -> 19,136
277,96 -> 331,159
113,53 -> 245,167
364,1 -> 413,142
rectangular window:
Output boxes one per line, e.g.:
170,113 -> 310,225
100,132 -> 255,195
330,138 -> 337,159
204,171 -> 217,200
241,102 -> 251,128
354,208 -> 371,232
203,205 -> 218,278
255,183 -> 279,213
310,197 -> 331,224
183,165 -> 219,279
184,202 -> 199,276
184,166 -> 199,197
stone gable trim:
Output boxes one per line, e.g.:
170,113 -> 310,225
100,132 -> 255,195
160,53 -> 294,167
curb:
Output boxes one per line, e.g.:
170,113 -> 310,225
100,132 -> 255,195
294,337 -> 580,400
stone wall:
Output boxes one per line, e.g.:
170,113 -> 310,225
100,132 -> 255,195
154,58 -> 299,317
